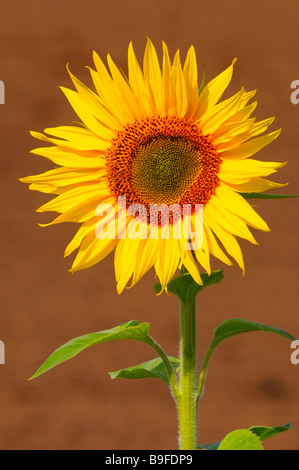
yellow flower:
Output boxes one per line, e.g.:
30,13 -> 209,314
21,39 -> 286,293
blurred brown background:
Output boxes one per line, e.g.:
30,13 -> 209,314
0,0 -> 299,450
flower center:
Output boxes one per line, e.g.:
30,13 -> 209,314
106,115 -> 221,220
130,136 -> 202,205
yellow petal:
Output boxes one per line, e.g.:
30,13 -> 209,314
216,184 -> 270,231
43,125 -> 111,150
183,45 -> 198,89
143,38 -> 163,115
71,233 -> 117,272
206,196 -> 258,244
217,116 -> 276,151
40,195 -> 115,226
213,119 -> 256,145
194,58 -> 237,120
154,238 -> 181,291
219,129 -> 281,159
128,42 -> 152,116
60,85 -> 119,137
131,237 -> 160,287
181,250 -> 203,285
182,45 -> 199,119
161,41 -> 176,115
36,183 -> 109,214
204,223 -> 233,266
219,159 -> 286,183
246,116 -> 275,138
172,50 -> 188,117
224,100 -> 257,125
194,240 -> 211,275
200,88 -> 245,135
20,166 -> 105,187
114,237 -> 143,294
204,208 -> 245,273
29,145 -> 106,167
90,53 -> 133,124
106,54 -> 143,119
225,177 -> 288,193
64,217 -> 99,257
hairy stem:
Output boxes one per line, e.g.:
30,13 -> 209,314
177,296 -> 197,450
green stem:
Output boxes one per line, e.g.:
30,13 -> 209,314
145,336 -> 180,400
196,347 -> 213,404
177,295 -> 198,450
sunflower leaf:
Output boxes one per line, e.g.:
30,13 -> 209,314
154,270 -> 224,303
217,429 -> 263,450
249,422 -> 291,441
210,318 -> 296,348
197,319 -> 297,402
241,192 -> 299,199
198,422 -> 291,450
109,356 -> 180,384
30,320 -> 151,379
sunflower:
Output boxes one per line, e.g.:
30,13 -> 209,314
21,39 -> 285,293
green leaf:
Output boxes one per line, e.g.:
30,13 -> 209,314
30,320 -> 151,379
198,422 -> 291,450
241,192 -> 299,199
249,422 -> 291,441
154,270 -> 224,303
109,356 -> 180,384
211,319 -> 296,349
197,319 -> 296,402
217,429 -> 263,450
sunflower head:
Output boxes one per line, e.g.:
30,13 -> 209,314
20,39 -> 286,293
